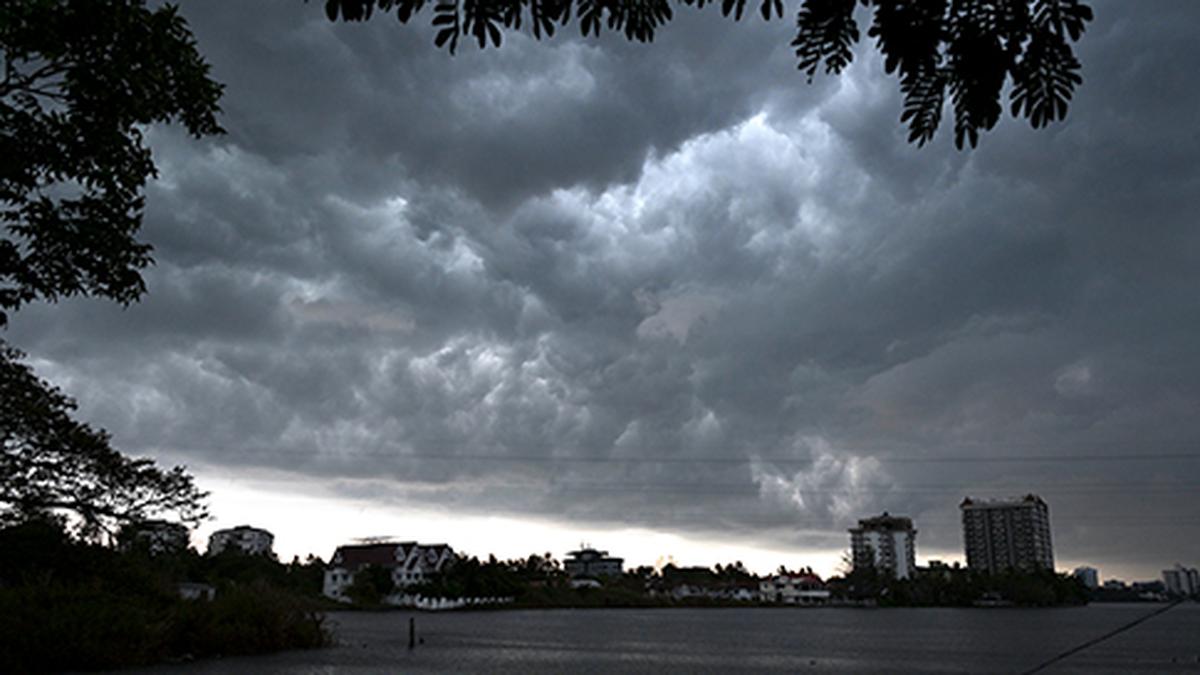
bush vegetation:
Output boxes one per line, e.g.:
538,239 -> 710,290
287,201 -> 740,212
0,519 -> 331,673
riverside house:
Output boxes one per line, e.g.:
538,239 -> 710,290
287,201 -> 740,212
759,573 -> 831,605
563,546 -> 624,579
323,541 -> 454,602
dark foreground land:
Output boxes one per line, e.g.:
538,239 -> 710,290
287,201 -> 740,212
130,603 -> 1200,674
0,521 -> 332,673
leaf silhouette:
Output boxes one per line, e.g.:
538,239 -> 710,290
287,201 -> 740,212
316,0 -> 1094,148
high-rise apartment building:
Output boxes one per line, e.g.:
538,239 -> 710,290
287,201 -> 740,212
1072,566 -> 1099,589
960,494 -> 1054,574
849,513 -> 917,579
1162,564 -> 1200,597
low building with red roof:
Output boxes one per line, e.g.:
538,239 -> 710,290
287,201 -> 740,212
758,572 -> 831,605
322,541 -> 455,602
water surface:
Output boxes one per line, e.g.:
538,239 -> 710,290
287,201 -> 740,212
134,603 -> 1200,673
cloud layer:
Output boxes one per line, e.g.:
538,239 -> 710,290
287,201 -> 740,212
9,0 -> 1200,577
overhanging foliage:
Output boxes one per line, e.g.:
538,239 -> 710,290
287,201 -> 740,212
321,0 -> 1093,148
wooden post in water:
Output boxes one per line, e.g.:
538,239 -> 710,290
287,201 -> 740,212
408,616 -> 416,650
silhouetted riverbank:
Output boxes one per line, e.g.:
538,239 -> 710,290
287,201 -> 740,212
0,521 -> 331,673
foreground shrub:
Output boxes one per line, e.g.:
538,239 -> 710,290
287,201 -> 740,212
0,582 -> 170,672
0,520 -> 331,672
0,581 -> 330,672
166,582 -> 330,657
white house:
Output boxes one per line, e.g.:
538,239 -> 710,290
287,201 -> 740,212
668,584 -> 757,602
207,525 -> 275,557
758,573 -> 831,605
323,542 -> 455,602
563,547 -> 624,579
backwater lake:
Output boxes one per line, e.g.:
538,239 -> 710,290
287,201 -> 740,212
135,603 -> 1200,674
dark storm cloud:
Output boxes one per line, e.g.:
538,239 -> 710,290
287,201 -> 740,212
179,2 -> 820,212
8,0 -> 1200,575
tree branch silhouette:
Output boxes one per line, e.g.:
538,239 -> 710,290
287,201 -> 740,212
1,0 -> 222,537
0,343 -> 208,539
319,0 -> 1093,148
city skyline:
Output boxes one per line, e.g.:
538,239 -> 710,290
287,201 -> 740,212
8,0 -> 1200,581
188,482 -> 1179,583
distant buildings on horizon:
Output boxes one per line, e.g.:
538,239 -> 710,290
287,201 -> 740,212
845,496 -> 1195,600
1073,565 -> 1099,589
207,525 -> 275,558
1088,565 -> 1199,601
564,546 -> 624,582
1162,564 -> 1200,597
194,497 -> 1193,602
849,493 -> 1057,580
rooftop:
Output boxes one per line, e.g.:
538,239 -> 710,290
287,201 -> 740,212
329,542 -> 451,571
960,494 -> 1047,509
850,512 -> 915,532
213,525 -> 272,534
566,547 -> 622,560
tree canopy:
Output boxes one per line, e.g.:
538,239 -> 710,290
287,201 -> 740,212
1,0 -> 223,327
1,0 -> 222,538
0,343 -> 207,537
321,0 -> 1094,148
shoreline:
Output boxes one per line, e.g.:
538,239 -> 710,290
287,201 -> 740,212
326,598 -> 1133,613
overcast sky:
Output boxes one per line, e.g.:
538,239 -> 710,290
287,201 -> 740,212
9,0 -> 1200,579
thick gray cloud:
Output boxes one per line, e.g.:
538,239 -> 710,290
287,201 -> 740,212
8,0 -> 1200,577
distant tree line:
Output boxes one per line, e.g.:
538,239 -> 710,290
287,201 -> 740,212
346,551 -> 1089,609
831,560 -> 1089,607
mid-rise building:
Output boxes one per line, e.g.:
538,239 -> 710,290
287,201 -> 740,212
207,525 -> 275,557
916,560 -> 961,581
563,546 -> 624,578
322,542 -> 454,601
118,519 -> 190,555
849,513 -> 917,579
960,494 -> 1054,574
1073,566 -> 1099,589
1162,564 -> 1200,597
